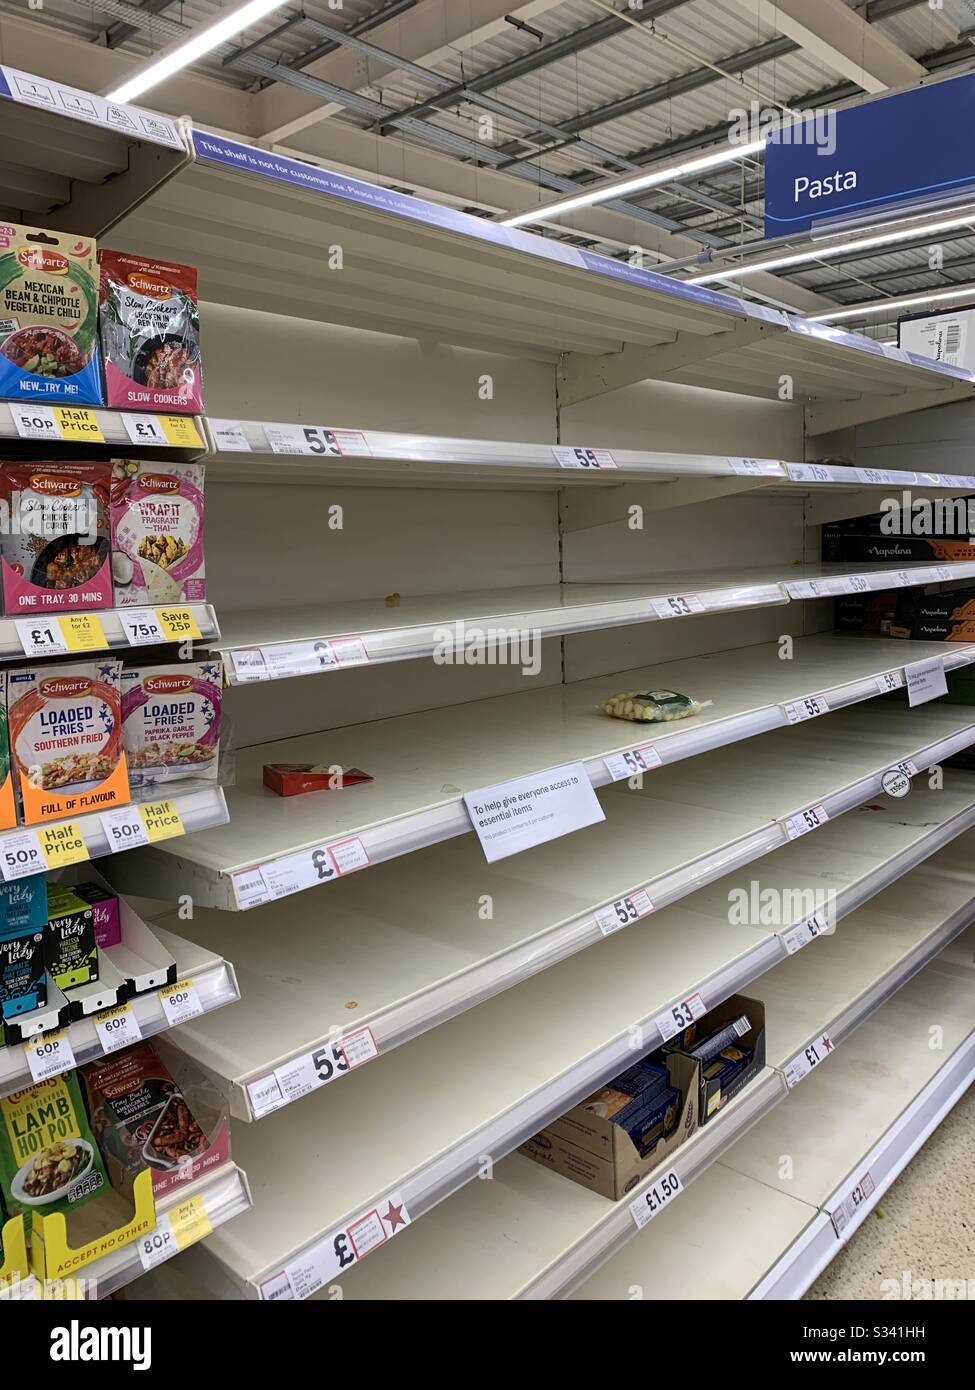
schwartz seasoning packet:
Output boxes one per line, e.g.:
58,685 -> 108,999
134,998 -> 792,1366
0,1073 -> 108,1230
122,661 -> 221,789
0,684 -> 15,829
6,658 -> 129,824
98,251 -> 202,413
111,459 -> 205,606
0,224 -> 101,404
0,461 -> 113,613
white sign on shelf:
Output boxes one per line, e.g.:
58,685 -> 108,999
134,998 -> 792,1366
651,593 -> 706,620
552,446 -> 617,470
654,991 -> 707,1043
906,656 -> 947,707
784,1031 -> 834,1088
603,745 -> 662,782
260,1190 -> 411,1300
783,804 -> 829,841
245,1074 -> 287,1119
594,888 -> 654,937
94,1002 -> 143,1055
782,912 -> 829,955
209,420 -> 252,453
628,1169 -> 683,1230
157,979 -> 203,1026
0,829 -> 46,881
100,804 -> 151,852
464,761 -> 604,864
229,648 -> 270,683
14,618 -> 69,658
831,1170 -> 876,1237
24,1030 -> 76,1083
0,66 -> 184,147
10,405 -> 61,442
783,694 -> 830,724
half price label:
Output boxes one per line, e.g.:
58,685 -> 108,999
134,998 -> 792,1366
94,1002 -> 143,1054
158,979 -> 203,1026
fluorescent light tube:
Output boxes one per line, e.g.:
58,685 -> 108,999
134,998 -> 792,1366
107,0 -> 289,103
500,137 -> 766,228
690,211 -> 975,285
811,285 -> 975,322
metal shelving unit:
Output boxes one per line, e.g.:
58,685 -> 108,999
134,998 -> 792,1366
172,840 -> 975,1300
163,777 -> 975,1122
101,645 -> 975,909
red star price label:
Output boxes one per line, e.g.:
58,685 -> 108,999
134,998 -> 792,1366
259,1190 -> 411,1300
784,1032 -> 834,1088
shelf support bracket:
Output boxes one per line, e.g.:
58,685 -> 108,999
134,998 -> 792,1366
557,318 -> 788,406
805,380 -> 975,437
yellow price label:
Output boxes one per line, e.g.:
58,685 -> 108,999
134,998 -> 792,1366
139,799 -> 185,842
57,612 -> 107,652
170,1194 -> 212,1249
53,407 -> 105,443
159,415 -> 204,449
155,607 -> 202,641
38,821 -> 88,867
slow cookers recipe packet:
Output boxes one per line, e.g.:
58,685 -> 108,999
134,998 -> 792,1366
98,250 -> 203,413
0,460 -> 113,613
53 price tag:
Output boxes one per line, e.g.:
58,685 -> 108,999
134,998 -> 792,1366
654,991 -> 706,1042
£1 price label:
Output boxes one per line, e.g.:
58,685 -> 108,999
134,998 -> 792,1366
14,618 -> 69,658
24,1029 -> 76,1082
94,1002 -> 143,1054
782,912 -> 829,955
629,1169 -> 683,1230
158,979 -> 203,1026
654,991 -> 706,1043
784,1031 -> 833,1088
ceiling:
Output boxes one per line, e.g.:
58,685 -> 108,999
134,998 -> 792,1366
3,0 -> 975,337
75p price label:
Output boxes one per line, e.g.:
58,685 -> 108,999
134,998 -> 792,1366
654,991 -> 706,1043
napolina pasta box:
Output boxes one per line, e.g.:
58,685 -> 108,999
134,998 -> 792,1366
6,659 -> 129,825
111,459 -> 205,607
121,661 -> 221,789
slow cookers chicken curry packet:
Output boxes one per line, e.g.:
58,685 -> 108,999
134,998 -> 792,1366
0,460 -> 113,613
0,224 -> 101,404
98,251 -> 202,413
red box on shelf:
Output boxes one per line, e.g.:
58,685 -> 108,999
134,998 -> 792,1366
262,763 -> 373,797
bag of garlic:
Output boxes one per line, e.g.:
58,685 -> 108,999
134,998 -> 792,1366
600,689 -> 701,722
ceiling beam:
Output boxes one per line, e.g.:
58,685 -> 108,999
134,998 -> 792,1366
254,0 -> 567,144
731,0 -> 925,93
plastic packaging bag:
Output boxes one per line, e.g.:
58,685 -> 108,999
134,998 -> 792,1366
600,688 -> 701,723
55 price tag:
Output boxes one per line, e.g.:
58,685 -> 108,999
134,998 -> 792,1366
594,889 -> 654,937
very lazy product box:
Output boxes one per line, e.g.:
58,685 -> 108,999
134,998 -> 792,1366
518,1048 -> 698,1199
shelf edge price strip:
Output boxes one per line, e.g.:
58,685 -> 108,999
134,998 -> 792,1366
24,1029 -> 76,1082
653,991 -> 706,1044
628,1168 -> 683,1231
784,1031 -> 834,1089
782,694 -> 830,724
594,888 -> 654,938
246,1025 -> 380,1116
258,1190 -> 412,1300
830,1170 -> 876,1237
651,593 -> 706,620
232,835 -> 371,908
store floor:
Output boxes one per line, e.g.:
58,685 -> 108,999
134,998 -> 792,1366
806,1083 -> 975,1300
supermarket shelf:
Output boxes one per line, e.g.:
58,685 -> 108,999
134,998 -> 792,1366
0,925 -> 238,1099
81,1161 -> 252,1301
0,783 -> 229,868
0,403 -> 207,460
163,776 -> 975,1121
204,419 -> 975,493
0,65 -> 188,234
100,637 -> 975,908
0,603 -> 218,661
215,571 -> 975,685
177,834 -> 975,1299
569,946 -> 975,1300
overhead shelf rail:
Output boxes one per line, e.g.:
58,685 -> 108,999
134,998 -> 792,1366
1,67 -> 972,432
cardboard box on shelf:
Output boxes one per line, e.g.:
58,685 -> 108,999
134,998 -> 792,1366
518,1049 -> 698,1200
664,994 -> 765,1125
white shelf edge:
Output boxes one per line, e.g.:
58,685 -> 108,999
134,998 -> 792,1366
0,603 -> 219,662
749,1030 -> 975,1300
0,957 -> 239,1100
0,404 -> 207,458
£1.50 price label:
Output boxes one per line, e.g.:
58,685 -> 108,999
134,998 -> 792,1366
629,1169 -> 683,1230
24,1029 -> 76,1082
